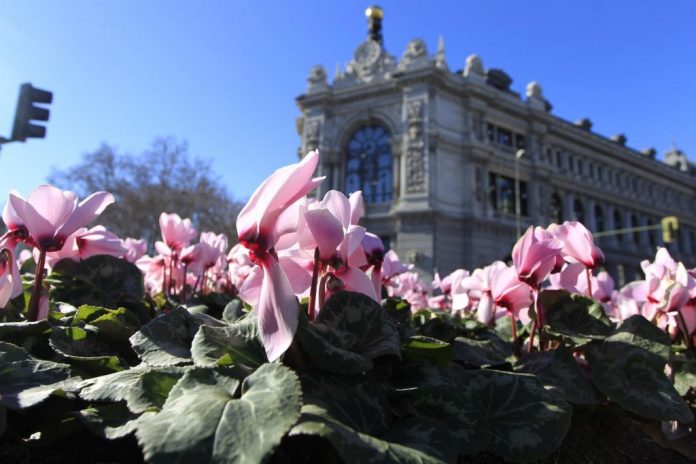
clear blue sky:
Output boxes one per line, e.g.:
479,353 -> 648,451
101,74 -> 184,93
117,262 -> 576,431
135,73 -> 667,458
1,0 -> 694,202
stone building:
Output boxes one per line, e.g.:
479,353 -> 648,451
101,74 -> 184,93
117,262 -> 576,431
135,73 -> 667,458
295,6 -> 696,285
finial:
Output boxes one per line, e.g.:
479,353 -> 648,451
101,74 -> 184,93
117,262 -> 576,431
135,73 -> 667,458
436,35 -> 446,68
365,5 -> 384,45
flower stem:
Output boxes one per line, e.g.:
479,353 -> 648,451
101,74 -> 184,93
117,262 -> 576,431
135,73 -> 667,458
585,267 -> 593,298
318,273 -> 330,310
509,312 -> 519,357
676,310 -> 694,349
308,247 -> 320,320
528,319 -> 537,354
27,248 -> 47,322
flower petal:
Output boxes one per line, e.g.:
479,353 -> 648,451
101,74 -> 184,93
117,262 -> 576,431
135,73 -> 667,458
257,258 -> 300,362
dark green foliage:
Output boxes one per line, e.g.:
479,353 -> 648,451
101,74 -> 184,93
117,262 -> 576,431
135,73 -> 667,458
49,255 -> 150,323
2,285 -> 695,463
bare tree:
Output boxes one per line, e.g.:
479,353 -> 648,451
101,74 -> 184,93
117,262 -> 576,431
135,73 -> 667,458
48,137 -> 244,244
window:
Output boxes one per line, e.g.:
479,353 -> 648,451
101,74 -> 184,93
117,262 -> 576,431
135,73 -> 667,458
573,199 -> 585,223
344,125 -> 393,203
497,127 -> 512,147
595,205 -> 604,232
487,123 -> 495,142
515,134 -> 526,150
489,173 -> 527,215
550,193 -> 563,223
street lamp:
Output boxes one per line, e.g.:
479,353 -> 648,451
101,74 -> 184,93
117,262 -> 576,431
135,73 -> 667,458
515,149 -> 526,238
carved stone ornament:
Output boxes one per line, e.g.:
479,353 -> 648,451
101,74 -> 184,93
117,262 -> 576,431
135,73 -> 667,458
526,81 -> 543,99
397,39 -> 430,71
464,54 -> 484,77
307,65 -> 328,92
342,39 -> 396,83
405,100 -> 426,193
403,39 -> 427,60
305,120 -> 321,150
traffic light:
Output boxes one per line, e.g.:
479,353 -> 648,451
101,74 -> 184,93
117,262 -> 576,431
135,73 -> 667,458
661,216 -> 679,243
11,83 -> 53,142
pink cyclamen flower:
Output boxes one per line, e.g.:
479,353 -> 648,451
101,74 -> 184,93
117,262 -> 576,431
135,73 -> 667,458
0,248 -> 22,308
122,238 -> 148,263
512,226 -> 563,289
44,225 -> 127,268
9,185 -> 114,252
236,150 -> 324,362
156,213 -> 198,255
554,221 -> 604,270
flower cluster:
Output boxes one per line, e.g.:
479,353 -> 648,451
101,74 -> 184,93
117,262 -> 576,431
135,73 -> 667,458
1,152 -> 694,359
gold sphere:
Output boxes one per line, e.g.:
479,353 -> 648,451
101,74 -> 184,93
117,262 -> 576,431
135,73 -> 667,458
365,5 -> 384,19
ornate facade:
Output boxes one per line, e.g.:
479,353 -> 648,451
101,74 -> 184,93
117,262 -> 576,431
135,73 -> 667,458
295,7 -> 696,285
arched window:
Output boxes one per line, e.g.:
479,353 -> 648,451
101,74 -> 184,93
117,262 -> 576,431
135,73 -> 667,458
573,199 -> 585,223
344,125 -> 392,203
550,193 -> 563,223
614,210 -> 623,243
595,205 -> 604,232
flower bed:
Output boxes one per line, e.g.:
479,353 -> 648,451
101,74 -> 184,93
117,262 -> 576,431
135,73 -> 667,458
0,151 -> 694,463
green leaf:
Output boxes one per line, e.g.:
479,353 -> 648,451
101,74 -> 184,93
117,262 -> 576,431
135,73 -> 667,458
415,369 -> 572,461
298,291 -> 401,374
418,316 -> 458,343
297,312 -> 373,374
77,402 -> 155,439
452,332 -> 514,368
0,320 -> 51,346
672,352 -> 696,396
129,306 -> 223,366
78,365 -> 186,413
222,299 -> 247,323
49,255 -> 149,322
50,326 -> 127,376
128,368 -> 186,414
540,290 -> 614,343
402,336 -> 452,367
73,304 -> 141,342
382,297 -> 412,325
587,317 -> 693,423
515,347 -> 600,405
0,341 -> 80,409
191,313 -> 266,369
290,407 -> 457,464
136,364 -> 301,464
300,370 -> 392,436
604,314 -> 671,361
79,366 -> 150,402
316,291 -> 401,360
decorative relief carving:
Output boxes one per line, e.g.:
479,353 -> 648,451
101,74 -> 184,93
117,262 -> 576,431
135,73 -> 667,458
340,40 -> 396,84
307,65 -> 328,93
305,120 -> 321,151
405,100 -> 426,193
